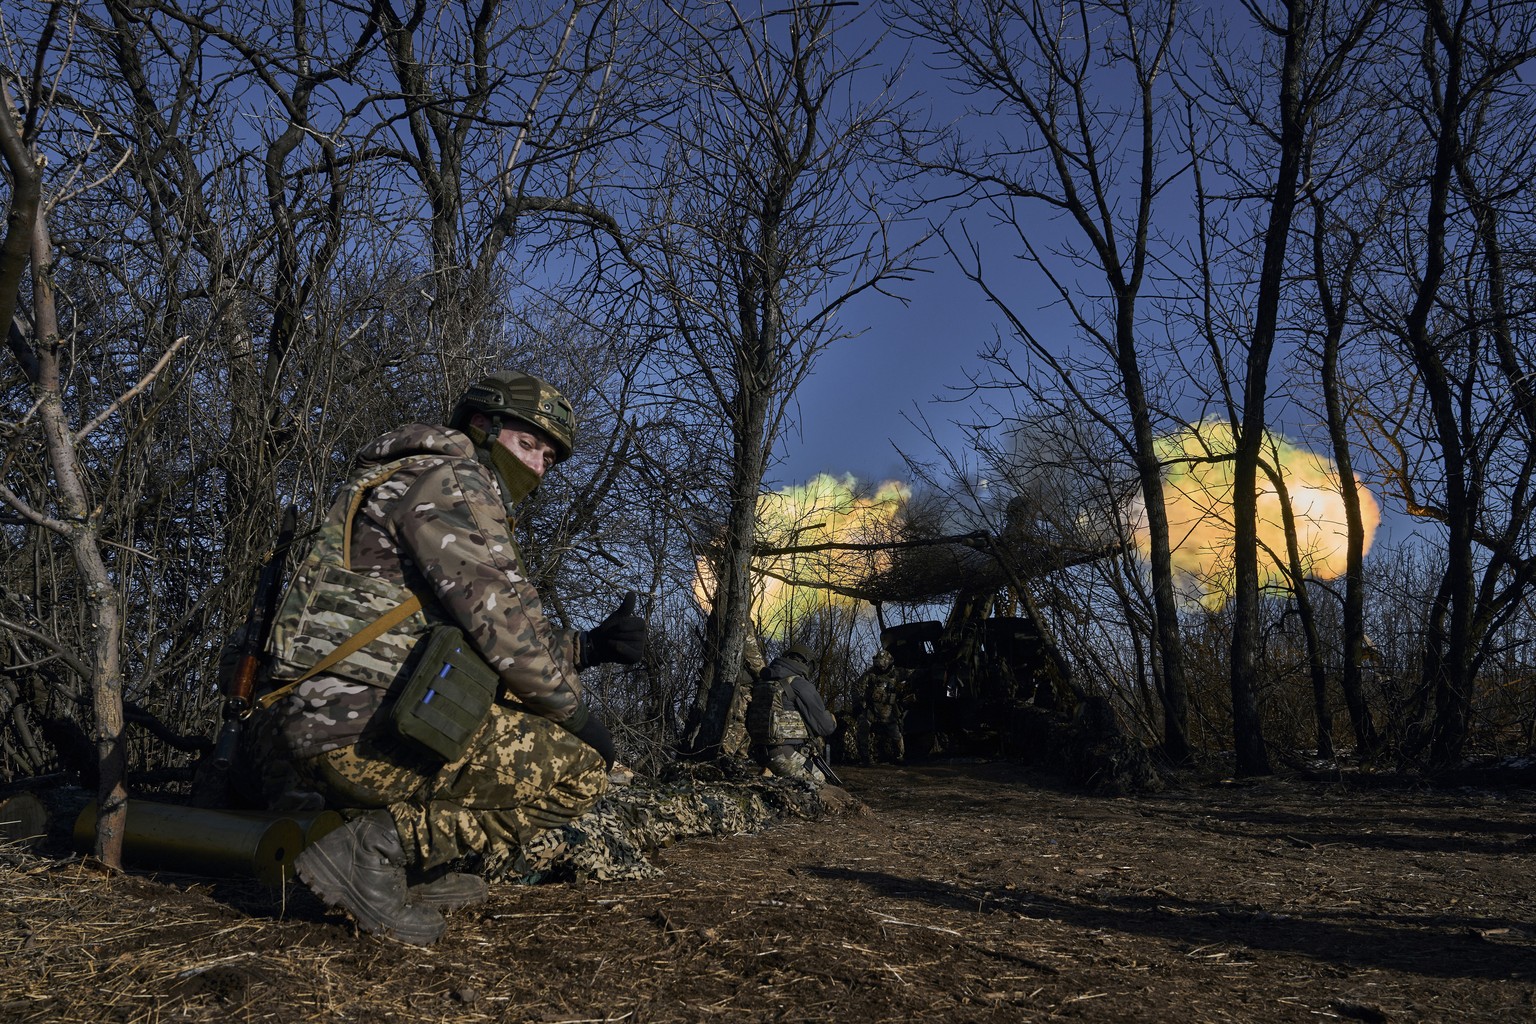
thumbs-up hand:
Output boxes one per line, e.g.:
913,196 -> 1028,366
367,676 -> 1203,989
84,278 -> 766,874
581,591 -> 647,666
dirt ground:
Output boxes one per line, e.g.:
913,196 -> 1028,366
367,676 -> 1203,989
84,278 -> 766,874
4,759 -> 1535,1023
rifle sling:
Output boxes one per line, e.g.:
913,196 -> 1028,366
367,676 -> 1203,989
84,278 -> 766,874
254,592 -> 424,711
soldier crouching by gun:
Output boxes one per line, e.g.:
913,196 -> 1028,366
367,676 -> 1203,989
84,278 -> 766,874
240,371 -> 646,945
746,643 -> 838,784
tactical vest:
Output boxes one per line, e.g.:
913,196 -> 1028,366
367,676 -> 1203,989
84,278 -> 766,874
264,455 -> 439,690
866,672 -> 901,722
746,674 -> 810,747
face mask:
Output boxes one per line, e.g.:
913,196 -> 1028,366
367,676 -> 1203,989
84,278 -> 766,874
465,424 -> 541,508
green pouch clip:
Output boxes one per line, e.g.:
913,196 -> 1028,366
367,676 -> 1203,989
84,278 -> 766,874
390,625 -> 499,762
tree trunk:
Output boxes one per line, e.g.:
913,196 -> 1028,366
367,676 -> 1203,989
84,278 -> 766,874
1230,0 -> 1316,777
30,214 -> 129,868
1406,1 -> 1474,767
691,382 -> 773,755
1266,460 -> 1334,759
1312,212 -> 1379,756
1118,315 -> 1192,765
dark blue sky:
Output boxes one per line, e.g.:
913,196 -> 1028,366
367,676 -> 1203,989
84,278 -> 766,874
766,5 -> 1422,558
775,258 -> 997,489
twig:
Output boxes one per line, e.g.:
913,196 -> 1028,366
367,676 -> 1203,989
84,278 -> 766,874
870,911 -> 964,936
74,335 -> 189,443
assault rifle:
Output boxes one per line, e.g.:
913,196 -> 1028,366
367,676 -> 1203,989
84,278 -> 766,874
808,745 -> 842,787
192,506 -> 297,806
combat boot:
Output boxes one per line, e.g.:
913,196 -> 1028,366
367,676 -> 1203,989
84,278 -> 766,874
295,810 -> 446,945
407,868 -> 489,912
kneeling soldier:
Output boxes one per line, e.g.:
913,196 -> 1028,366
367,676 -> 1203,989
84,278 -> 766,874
252,371 -> 645,944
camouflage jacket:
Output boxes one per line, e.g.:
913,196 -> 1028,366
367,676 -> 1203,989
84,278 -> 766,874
263,424 -> 582,759
860,666 -> 906,724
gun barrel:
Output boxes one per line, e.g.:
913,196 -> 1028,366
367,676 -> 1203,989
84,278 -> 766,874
208,716 -> 244,770
197,505 -> 298,804
810,750 -> 842,786
221,506 -> 299,709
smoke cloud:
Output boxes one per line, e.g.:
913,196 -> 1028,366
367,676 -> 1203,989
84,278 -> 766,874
694,473 -> 911,639
1130,420 -> 1380,610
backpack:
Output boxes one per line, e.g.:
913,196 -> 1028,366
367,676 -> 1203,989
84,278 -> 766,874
746,673 -> 810,747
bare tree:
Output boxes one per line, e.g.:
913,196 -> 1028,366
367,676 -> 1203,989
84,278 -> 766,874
1191,0 -> 1386,775
0,15 -> 171,865
1357,0 -> 1536,766
364,1 -> 664,368
1299,110 -> 1391,757
897,0 -> 1198,763
634,0 -> 926,755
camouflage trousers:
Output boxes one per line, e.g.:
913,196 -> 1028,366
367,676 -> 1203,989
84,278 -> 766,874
870,718 -> 905,763
854,714 -> 872,764
755,742 -> 825,784
294,703 -> 608,870
720,681 -> 752,759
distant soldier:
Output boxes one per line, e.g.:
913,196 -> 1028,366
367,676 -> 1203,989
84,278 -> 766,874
719,665 -> 758,759
719,624 -> 768,759
859,648 -> 909,765
832,697 -> 862,765
854,687 -> 874,766
746,644 -> 837,783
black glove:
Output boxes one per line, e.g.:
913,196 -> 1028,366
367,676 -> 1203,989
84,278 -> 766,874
564,704 -> 616,770
581,591 -> 646,666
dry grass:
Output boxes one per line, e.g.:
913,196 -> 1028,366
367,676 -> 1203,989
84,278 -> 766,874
5,762 -> 1536,1023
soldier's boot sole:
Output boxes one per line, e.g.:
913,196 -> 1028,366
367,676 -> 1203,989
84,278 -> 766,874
408,871 -> 489,912
295,812 -> 446,946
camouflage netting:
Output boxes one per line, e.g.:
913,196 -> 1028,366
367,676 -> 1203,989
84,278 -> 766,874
1006,696 -> 1167,797
483,760 -> 854,884
12,758 -> 860,894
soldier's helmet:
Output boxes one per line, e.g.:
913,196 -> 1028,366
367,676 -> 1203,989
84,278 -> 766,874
873,650 -> 893,671
449,370 -> 576,463
782,643 -> 814,666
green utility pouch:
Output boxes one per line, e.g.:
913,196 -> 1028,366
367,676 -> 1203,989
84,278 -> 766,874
390,626 -> 499,762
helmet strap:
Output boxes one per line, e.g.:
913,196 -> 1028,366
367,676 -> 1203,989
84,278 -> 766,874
464,424 -> 540,511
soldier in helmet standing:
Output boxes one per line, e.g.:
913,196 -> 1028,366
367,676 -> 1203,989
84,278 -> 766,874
858,648 -> 909,765
253,371 -> 646,945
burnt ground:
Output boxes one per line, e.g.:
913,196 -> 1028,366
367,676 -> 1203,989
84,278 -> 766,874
4,759 -> 1535,1023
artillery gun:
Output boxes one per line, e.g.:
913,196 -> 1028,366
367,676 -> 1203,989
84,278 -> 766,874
881,605 -> 1062,759
777,507 -> 1122,759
